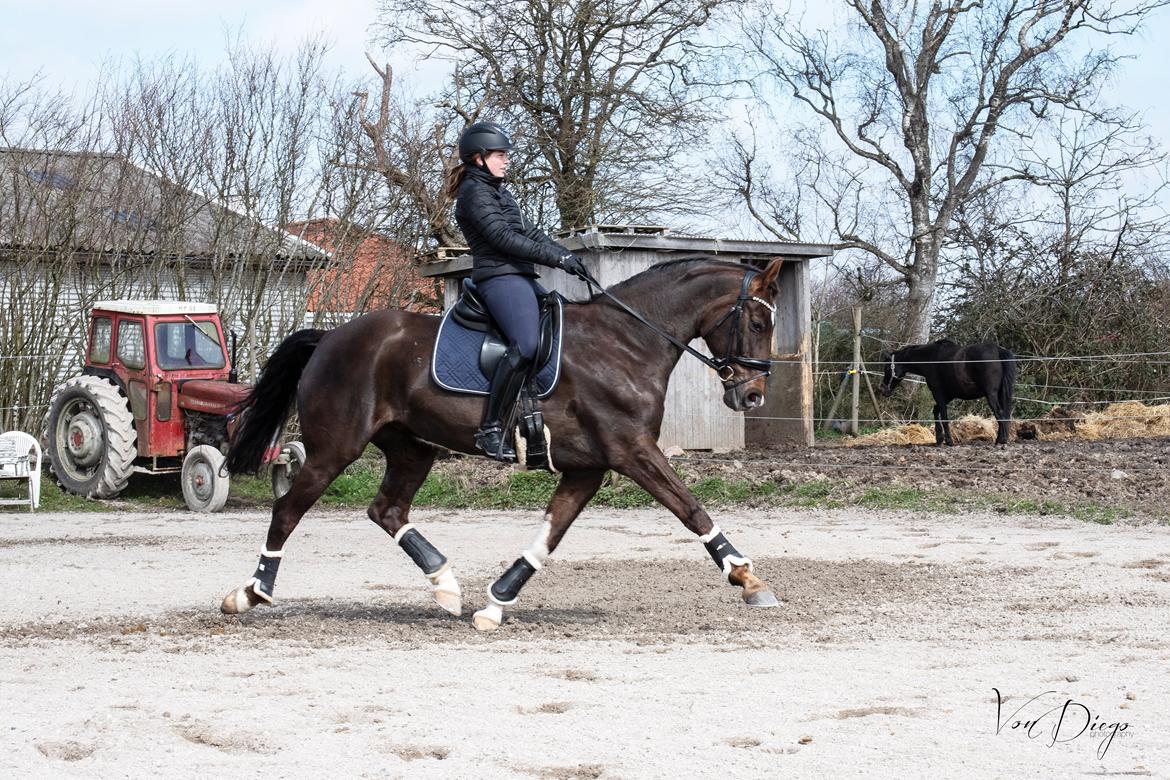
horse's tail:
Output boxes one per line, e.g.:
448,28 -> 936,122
226,328 -> 326,476
998,347 -> 1017,416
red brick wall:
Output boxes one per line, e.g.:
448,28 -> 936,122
288,219 -> 440,314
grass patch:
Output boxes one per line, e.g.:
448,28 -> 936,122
10,459 -> 1141,526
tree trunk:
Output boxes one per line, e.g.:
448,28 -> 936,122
903,237 -> 939,343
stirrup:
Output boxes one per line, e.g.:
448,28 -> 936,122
475,425 -> 515,462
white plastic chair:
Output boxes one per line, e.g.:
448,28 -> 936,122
0,431 -> 41,511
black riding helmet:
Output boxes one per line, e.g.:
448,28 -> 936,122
458,122 -> 514,163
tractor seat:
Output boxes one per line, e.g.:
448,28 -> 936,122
178,380 -> 252,414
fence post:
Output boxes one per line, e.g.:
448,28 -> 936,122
851,305 -> 862,436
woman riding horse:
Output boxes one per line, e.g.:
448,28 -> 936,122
447,122 -> 589,461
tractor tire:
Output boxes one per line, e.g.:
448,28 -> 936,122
181,445 -> 230,513
271,440 -> 306,500
43,375 -> 138,499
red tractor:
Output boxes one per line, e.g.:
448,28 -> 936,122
43,301 -> 303,512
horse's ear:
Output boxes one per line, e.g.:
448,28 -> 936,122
756,258 -> 784,298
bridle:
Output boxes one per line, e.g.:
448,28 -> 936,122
582,268 -> 775,391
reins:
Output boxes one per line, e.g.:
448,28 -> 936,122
578,268 -> 775,389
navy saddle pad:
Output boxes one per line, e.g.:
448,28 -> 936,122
431,300 -> 564,399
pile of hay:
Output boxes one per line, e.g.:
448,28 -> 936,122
845,424 -> 935,447
846,400 -> 1170,445
1078,401 -> 1170,440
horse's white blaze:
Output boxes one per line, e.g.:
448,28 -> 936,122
472,601 -> 503,632
429,564 -> 462,616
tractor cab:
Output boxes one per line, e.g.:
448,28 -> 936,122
84,301 -> 238,458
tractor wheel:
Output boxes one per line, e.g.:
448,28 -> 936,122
43,375 -> 138,499
271,440 -> 306,500
181,445 -> 230,513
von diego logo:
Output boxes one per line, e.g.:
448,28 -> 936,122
993,688 -> 1131,759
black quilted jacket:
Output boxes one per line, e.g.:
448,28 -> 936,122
455,165 -> 568,282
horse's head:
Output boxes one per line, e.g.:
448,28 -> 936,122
700,258 -> 783,412
880,349 -> 906,396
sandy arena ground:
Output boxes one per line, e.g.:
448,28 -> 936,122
1,503 -> 1168,778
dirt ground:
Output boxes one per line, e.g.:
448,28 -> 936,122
2,492 -> 1169,777
672,436 -> 1170,516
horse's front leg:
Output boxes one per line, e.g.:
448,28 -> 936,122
613,439 -> 778,607
473,469 -> 605,632
938,401 -> 955,445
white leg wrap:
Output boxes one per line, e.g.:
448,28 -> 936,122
391,523 -> 415,543
698,525 -> 722,544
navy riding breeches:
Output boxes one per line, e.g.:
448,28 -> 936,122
476,273 -> 541,361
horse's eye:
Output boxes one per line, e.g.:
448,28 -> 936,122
750,320 -> 764,333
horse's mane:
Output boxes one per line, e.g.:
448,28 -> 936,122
595,257 -> 749,301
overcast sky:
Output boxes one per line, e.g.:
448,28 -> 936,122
3,0 -> 1167,240
4,0 -> 1168,138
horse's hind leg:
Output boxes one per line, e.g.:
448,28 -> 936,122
221,448 -> 359,614
365,434 -> 459,615
987,394 -> 1011,445
612,439 -> 778,608
472,469 -> 605,632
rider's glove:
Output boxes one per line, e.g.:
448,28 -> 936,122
559,253 -> 589,280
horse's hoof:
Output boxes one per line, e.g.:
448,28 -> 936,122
472,602 -> 503,632
743,589 -> 780,608
434,589 -> 462,617
220,584 -> 262,615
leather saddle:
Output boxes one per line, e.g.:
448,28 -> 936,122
431,278 -> 564,398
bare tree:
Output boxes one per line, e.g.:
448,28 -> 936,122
941,111 -> 1170,396
375,0 -> 743,230
741,0 -> 1169,341
347,57 -> 466,249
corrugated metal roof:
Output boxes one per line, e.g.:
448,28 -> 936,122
0,148 -> 327,264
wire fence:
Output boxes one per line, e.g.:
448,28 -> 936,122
674,453 -> 1170,474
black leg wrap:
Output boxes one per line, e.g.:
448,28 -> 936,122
489,557 -> 537,605
704,532 -> 744,571
251,554 -> 281,600
397,528 -> 448,576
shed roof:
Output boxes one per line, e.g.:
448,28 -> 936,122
419,224 -> 833,277
0,148 -> 327,266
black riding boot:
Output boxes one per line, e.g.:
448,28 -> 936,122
475,348 -> 532,461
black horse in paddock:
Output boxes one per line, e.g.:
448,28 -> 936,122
880,338 -> 1017,446
220,257 -> 785,631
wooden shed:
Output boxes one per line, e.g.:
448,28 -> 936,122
419,226 -> 832,451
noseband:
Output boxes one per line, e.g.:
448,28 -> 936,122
584,268 -> 775,391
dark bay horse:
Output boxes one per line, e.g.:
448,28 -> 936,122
880,338 -> 1017,445
222,258 -> 784,631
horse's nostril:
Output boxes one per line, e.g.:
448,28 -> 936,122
745,392 -> 763,408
